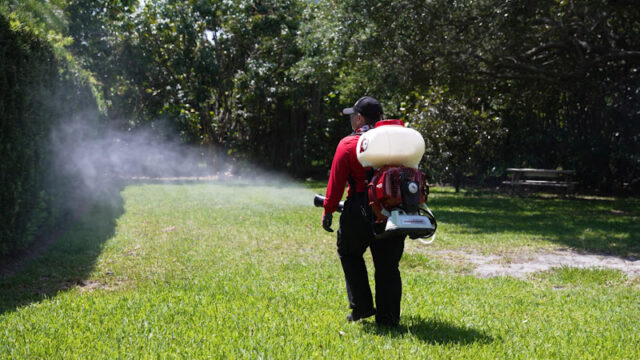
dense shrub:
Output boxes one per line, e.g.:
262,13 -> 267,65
406,89 -> 505,191
0,15 -> 98,256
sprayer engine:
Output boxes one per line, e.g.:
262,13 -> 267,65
367,166 -> 435,239
369,166 -> 426,218
357,120 -> 437,242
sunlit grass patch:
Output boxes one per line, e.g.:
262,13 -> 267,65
534,266 -> 629,288
426,187 -> 640,256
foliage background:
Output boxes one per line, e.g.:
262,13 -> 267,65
58,0 -> 639,189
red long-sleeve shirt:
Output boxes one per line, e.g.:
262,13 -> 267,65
323,129 -> 371,214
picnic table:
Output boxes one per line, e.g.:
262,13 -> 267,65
503,168 -> 577,194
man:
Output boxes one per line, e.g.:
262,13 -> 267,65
321,96 -> 405,327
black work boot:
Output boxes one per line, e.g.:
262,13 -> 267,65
346,308 -> 376,322
375,313 -> 400,327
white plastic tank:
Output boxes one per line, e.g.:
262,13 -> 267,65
357,122 -> 425,168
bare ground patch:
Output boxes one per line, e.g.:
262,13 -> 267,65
76,279 -> 126,292
427,248 -> 640,278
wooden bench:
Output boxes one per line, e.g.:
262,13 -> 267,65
503,168 -> 577,194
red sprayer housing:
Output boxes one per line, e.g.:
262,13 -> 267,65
368,166 -> 429,223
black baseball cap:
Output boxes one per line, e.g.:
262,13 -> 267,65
343,96 -> 383,118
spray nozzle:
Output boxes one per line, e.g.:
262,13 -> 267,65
314,194 -> 344,213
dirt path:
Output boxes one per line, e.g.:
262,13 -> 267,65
430,249 -> 640,278
0,206 -> 88,279
0,225 -> 66,278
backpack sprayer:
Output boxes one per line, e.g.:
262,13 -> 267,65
314,120 -> 437,244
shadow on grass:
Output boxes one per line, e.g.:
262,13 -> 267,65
0,189 -> 124,315
361,315 -> 493,345
430,189 -> 640,257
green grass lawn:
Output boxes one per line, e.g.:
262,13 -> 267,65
1,182 -> 639,359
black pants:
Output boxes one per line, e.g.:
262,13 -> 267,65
337,193 -> 405,326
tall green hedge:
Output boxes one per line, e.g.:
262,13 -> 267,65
0,15 -> 97,256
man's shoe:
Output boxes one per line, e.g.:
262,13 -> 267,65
376,320 -> 399,328
375,315 -> 399,328
346,308 -> 376,322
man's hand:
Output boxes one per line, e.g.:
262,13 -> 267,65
322,211 -> 334,232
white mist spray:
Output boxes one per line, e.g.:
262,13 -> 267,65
49,115 -> 318,210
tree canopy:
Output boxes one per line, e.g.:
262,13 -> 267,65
3,0 -> 640,189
